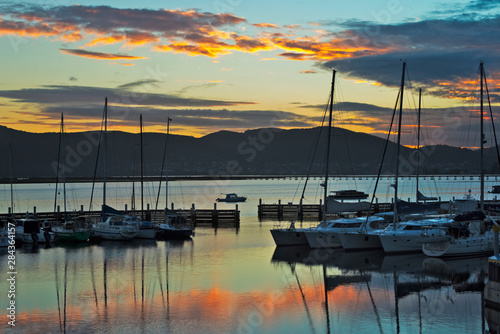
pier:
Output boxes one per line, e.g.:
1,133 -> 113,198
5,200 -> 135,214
0,203 -> 240,228
258,198 -> 392,221
258,198 -> 500,221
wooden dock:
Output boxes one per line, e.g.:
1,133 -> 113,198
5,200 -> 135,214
0,203 -> 240,228
258,198 -> 394,221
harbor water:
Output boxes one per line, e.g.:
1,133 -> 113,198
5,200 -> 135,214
0,177 -> 498,333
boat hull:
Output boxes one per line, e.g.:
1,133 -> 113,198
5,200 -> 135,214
338,232 -> 382,250
53,228 -> 91,242
21,232 -> 55,244
270,229 -> 308,246
136,228 -> 158,239
380,232 -> 450,253
92,226 -> 138,240
160,228 -> 193,240
422,234 -> 494,257
305,230 -> 342,248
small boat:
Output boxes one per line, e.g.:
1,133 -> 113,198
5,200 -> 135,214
92,215 -> 139,241
16,216 -> 54,244
330,190 -> 369,200
52,216 -> 92,242
216,193 -> 247,202
157,213 -> 194,239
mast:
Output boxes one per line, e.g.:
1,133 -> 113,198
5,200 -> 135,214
323,69 -> 336,222
165,117 -> 171,212
416,88 -> 421,201
140,114 -> 144,220
103,97 -> 108,219
9,142 -> 13,215
393,62 -> 406,228
62,113 -> 67,214
480,61 -> 485,212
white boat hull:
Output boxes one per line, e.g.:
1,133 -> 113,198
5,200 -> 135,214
379,230 -> 450,253
422,234 -> 494,257
270,229 -> 308,246
305,230 -> 342,248
20,232 -> 55,244
93,225 -> 138,240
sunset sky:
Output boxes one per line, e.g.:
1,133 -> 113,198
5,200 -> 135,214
1,0 -> 499,147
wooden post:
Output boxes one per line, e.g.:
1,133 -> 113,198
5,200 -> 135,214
258,198 -> 262,220
318,199 -> 322,221
212,202 -> 218,227
278,200 -> 283,221
33,206 -> 36,215
191,204 -> 196,226
235,204 -> 240,227
80,205 -> 84,213
125,204 -> 128,212
298,198 -> 303,222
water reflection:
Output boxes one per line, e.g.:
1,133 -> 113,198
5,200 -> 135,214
0,234 -> 493,334
271,247 -> 488,333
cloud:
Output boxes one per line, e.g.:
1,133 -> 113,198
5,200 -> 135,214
300,70 -> 317,74
60,48 -> 146,60
0,85 -> 255,108
117,79 -> 161,90
253,23 -> 279,29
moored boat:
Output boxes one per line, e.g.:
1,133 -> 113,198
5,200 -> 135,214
216,193 -> 247,202
52,216 -> 92,242
92,215 -> 139,240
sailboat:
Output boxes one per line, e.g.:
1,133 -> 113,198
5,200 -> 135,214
135,114 -> 158,239
339,63 -> 449,251
52,114 -> 92,242
423,61 -> 496,257
156,117 -> 194,239
271,69 -> 339,247
91,98 -> 139,240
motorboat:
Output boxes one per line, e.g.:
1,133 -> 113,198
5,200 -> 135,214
216,193 -> 247,202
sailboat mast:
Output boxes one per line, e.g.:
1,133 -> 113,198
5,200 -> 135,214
416,88 -> 421,201
62,113 -> 67,214
140,114 -> 144,220
323,69 -> 336,221
480,61 -> 485,212
165,117 -> 171,211
9,142 -> 13,215
103,97 -> 108,217
394,62 -> 406,226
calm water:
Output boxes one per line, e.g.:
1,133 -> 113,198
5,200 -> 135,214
0,177 -> 498,333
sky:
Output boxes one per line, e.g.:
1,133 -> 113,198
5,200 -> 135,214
1,0 -> 500,147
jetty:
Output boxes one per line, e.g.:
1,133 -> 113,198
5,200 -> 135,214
1,203 -> 240,228
258,198 -> 500,221
257,198 -> 392,221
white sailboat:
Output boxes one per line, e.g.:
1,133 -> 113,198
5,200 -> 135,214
271,70 -> 338,247
155,117 -> 194,239
423,61 -> 497,257
91,98 -> 139,240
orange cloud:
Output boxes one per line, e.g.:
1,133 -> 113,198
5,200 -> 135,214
253,23 -> 279,29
